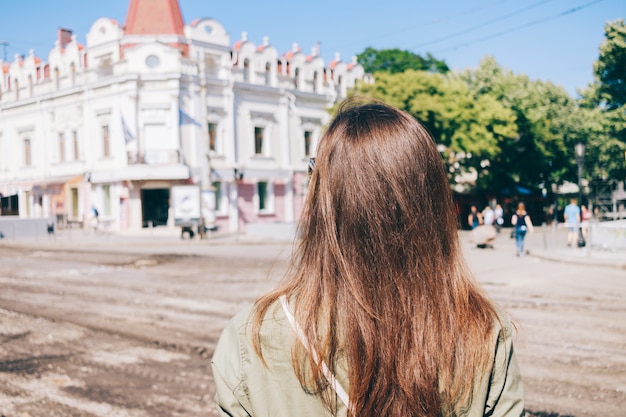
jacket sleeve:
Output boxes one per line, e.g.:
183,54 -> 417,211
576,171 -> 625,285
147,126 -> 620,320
484,319 -> 525,417
211,313 -> 252,417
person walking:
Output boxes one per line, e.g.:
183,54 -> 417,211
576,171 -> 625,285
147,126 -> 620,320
581,204 -> 592,240
563,198 -> 581,247
494,203 -> 504,233
482,205 -> 495,226
511,202 -> 534,257
211,98 -> 524,417
467,204 -> 483,230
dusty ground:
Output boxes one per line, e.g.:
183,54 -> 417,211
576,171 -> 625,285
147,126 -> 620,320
0,233 -> 624,416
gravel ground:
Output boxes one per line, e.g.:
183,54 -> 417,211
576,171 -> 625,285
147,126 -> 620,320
0,231 -> 624,416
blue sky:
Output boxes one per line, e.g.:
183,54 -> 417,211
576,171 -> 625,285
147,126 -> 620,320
0,0 -> 623,97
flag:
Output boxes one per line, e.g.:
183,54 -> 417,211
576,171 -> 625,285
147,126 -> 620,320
122,117 -> 135,144
179,107 -> 202,127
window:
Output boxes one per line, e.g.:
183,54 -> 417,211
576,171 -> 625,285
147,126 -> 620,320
265,62 -> 271,85
71,187 -> 79,218
208,122 -> 217,152
257,181 -> 274,213
24,138 -> 32,167
304,130 -> 313,157
102,125 -> 110,157
72,130 -> 79,160
294,68 -> 300,89
243,58 -> 250,81
254,127 -> 264,155
58,132 -> 65,162
103,185 -> 111,216
70,62 -> 76,86
313,71 -> 318,93
212,181 -> 225,214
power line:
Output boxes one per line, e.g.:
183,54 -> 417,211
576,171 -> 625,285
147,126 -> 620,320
431,0 -> 607,54
334,0 -> 516,50
410,0 -> 559,50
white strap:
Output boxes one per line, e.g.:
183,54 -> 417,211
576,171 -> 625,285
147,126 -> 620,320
279,295 -> 352,410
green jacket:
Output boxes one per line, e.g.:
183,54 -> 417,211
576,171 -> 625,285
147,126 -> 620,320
211,302 -> 525,417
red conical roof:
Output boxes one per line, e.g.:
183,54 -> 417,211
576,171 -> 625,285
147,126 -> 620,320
124,0 -> 185,36
123,0 -> 188,56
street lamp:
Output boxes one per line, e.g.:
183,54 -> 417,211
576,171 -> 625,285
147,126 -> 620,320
575,142 -> 586,247
575,143 -> 585,206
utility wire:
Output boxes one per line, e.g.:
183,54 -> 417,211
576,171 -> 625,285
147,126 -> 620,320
335,0 -> 515,50
431,0 -> 607,54
411,0 -> 559,50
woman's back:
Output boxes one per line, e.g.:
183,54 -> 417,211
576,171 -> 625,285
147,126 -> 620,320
211,98 -> 525,417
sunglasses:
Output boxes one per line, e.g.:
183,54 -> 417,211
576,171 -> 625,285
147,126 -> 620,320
308,157 -> 316,180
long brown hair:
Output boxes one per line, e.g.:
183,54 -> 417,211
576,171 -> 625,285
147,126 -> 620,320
252,98 -> 498,416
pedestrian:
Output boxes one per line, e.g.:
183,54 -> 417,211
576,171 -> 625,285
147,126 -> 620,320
511,202 -> 534,257
482,205 -> 495,225
211,98 -> 524,417
581,204 -> 592,240
467,204 -> 483,229
90,206 -> 100,232
494,203 -> 504,233
563,198 -> 581,247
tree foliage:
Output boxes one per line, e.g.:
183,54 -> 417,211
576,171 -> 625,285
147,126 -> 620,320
460,57 -> 585,191
354,68 -> 517,191
356,47 -> 449,74
579,19 -> 626,184
346,29 -> 626,197
589,19 -> 626,110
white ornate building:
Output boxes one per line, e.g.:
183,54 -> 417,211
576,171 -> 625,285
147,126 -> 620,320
0,0 -> 369,234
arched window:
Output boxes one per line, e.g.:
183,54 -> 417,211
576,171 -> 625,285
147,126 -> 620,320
265,62 -> 271,85
70,62 -> 76,86
313,71 -> 318,93
54,67 -> 60,89
28,74 -> 33,96
243,58 -> 250,82
294,67 -> 300,89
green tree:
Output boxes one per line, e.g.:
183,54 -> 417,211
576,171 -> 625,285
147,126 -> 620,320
586,19 -> 626,110
579,19 -> 626,184
460,57 -> 582,192
356,47 -> 449,74
354,69 -> 517,191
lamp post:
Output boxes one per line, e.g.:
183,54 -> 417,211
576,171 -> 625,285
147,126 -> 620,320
575,143 -> 585,206
575,142 -> 586,247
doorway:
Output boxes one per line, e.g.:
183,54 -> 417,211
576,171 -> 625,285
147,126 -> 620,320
141,188 -> 170,227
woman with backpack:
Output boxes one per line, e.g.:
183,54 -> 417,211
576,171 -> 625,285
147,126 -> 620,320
511,202 -> 534,257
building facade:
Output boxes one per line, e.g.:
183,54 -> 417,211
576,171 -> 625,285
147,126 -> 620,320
0,0 -> 369,234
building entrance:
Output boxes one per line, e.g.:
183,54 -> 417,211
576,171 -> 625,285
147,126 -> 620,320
141,188 -> 170,227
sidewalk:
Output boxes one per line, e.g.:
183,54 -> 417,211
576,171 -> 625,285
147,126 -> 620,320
0,226 -> 295,259
509,225 -> 626,270
1,225 -> 625,269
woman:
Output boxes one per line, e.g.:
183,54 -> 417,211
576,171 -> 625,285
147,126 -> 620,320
211,99 -> 525,417
468,205 -> 483,229
511,202 -> 534,257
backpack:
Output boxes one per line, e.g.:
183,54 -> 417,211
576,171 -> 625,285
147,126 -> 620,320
515,213 -> 527,231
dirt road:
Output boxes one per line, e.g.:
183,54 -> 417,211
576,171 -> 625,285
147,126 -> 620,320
0,234 -> 624,416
